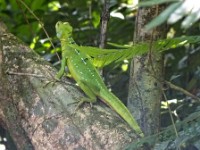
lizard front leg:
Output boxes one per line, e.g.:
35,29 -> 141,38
56,50 -> 68,80
45,51 -> 67,87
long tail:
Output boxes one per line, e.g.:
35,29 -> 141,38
100,89 -> 144,137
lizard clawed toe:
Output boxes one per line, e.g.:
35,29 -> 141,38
67,97 -> 94,115
43,78 -> 61,88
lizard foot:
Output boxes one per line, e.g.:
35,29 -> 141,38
68,97 -> 93,115
43,78 -> 61,88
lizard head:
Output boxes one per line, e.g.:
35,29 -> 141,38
55,21 -> 73,39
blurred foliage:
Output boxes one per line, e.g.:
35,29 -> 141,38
0,0 -> 135,51
139,0 -> 200,30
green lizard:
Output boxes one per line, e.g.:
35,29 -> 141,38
55,21 -> 144,137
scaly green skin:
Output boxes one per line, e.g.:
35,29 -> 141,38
55,21 -> 144,137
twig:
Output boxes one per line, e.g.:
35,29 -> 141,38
162,90 -> 179,138
6,70 -> 44,78
17,0 -> 60,61
16,0 -> 33,37
165,81 -> 200,101
99,0 -> 110,49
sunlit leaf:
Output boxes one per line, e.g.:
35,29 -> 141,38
145,2 -> 182,30
138,0 -> 179,7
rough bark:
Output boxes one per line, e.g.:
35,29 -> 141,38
127,5 -> 167,136
0,22 -> 139,150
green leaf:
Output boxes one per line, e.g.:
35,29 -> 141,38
92,10 -> 100,28
138,0 -> 179,7
31,0 -> 45,11
145,2 -> 182,31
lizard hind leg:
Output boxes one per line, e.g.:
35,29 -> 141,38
75,81 -> 98,110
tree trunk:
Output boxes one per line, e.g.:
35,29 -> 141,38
0,22 -> 139,150
127,5 -> 167,136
